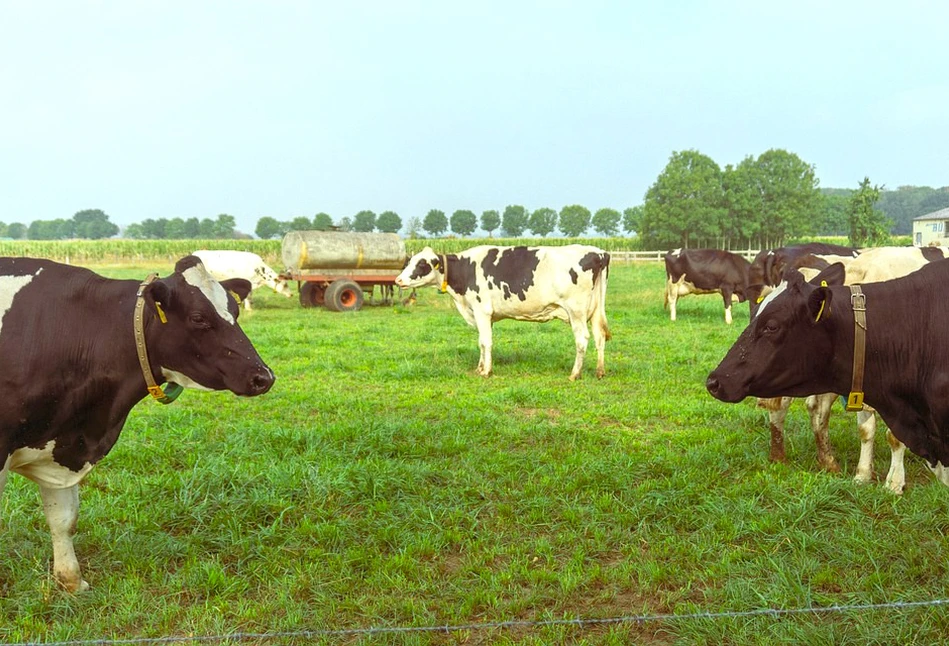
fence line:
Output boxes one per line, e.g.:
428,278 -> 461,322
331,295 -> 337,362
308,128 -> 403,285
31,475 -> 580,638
611,249 -> 762,263
8,597 -> 949,646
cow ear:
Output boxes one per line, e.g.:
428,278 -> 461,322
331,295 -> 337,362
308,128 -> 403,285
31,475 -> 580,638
145,279 -> 171,307
808,262 -> 846,287
220,278 -> 253,303
807,284 -> 833,323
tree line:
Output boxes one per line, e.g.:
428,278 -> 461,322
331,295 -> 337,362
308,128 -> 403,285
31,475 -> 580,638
3,153 -> 947,243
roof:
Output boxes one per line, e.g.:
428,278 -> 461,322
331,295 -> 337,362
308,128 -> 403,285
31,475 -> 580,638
914,207 -> 949,221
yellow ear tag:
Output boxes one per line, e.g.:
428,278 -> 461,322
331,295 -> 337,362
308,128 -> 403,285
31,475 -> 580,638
756,295 -> 764,304
155,302 -> 168,324
228,290 -> 242,305
814,280 -> 828,322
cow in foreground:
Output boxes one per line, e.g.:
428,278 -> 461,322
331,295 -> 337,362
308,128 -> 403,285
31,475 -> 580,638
663,248 -> 750,324
395,245 -> 611,380
0,256 -> 274,592
758,246 -> 949,493
192,250 -> 293,310
706,260 -> 949,486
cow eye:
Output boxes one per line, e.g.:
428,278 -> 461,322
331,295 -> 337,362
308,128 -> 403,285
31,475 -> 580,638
189,312 -> 212,329
762,319 -> 779,335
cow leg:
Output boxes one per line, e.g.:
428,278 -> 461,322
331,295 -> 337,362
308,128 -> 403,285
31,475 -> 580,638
665,278 -> 678,321
758,397 -> 791,462
474,316 -> 494,377
853,408 -> 876,484
591,314 -> 607,380
244,295 -> 253,312
805,393 -> 840,473
721,288 -> 733,325
884,430 -> 907,494
40,484 -> 89,593
929,461 -> 949,487
566,314 -> 590,381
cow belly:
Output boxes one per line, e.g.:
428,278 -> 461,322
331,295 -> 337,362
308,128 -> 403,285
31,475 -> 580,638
491,301 -> 571,323
7,441 -> 93,489
675,280 -> 737,300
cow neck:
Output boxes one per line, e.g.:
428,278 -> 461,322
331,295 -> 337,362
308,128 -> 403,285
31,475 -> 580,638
440,254 -> 449,292
845,284 -> 867,412
133,274 -> 182,404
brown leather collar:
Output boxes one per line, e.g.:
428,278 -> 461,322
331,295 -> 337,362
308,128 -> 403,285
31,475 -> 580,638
134,274 -> 181,404
845,285 -> 866,411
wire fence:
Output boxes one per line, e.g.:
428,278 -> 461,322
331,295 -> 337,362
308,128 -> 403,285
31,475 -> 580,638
7,597 -> 949,646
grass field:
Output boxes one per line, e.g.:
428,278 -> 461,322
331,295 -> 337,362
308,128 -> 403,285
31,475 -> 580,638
2,259 -> 948,644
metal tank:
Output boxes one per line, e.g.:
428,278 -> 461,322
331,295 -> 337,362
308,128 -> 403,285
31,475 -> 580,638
281,231 -> 407,272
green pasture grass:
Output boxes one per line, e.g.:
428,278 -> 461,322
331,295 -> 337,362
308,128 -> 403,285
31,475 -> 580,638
1,261 -> 948,644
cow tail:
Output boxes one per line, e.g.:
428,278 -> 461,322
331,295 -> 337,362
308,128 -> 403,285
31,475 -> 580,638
592,253 -> 612,341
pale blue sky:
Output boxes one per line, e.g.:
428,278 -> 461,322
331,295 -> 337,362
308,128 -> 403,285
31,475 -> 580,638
2,1 -> 947,235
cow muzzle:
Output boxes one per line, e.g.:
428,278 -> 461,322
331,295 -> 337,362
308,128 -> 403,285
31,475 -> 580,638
246,366 -> 276,396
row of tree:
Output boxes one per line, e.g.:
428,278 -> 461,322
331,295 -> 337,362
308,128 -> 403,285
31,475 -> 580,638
253,206 -> 638,239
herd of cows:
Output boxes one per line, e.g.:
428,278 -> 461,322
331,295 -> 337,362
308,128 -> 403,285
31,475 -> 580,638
2,241 -> 949,593
667,243 -> 949,496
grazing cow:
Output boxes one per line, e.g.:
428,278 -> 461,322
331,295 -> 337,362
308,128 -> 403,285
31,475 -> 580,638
0,256 -> 275,592
663,248 -> 751,324
706,259 -> 949,487
395,245 -> 611,380
746,243 -> 860,316
192,250 -> 293,310
758,247 -> 949,493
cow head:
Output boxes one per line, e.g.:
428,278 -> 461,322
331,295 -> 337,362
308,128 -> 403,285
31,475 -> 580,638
142,256 -> 275,396
706,262 -> 846,403
254,263 -> 293,298
396,247 -> 443,288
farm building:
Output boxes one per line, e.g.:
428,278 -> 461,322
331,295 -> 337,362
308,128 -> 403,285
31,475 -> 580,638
913,206 -> 949,246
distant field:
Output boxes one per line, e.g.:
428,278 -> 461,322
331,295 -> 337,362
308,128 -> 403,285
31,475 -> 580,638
1,260 -> 947,644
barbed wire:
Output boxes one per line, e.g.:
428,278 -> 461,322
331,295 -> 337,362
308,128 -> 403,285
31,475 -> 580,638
6,597 -> 949,646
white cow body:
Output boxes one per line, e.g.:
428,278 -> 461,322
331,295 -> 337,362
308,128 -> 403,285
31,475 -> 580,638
192,250 -> 292,310
396,245 -> 611,380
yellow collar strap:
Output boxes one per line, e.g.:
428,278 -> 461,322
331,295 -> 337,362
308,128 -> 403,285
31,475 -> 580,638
440,254 -> 449,293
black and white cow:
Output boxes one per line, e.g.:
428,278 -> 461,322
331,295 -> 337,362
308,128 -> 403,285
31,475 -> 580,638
0,256 -> 274,592
192,250 -> 293,311
663,248 -> 751,324
706,259 -> 949,487
746,243 -> 860,316
395,245 -> 611,380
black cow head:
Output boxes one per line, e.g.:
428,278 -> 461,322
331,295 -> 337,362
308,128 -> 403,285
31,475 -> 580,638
706,262 -> 846,403
142,256 -> 274,396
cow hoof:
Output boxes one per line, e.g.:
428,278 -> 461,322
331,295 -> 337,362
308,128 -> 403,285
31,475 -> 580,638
853,472 -> 873,485
820,459 -> 841,474
595,369 -> 605,379
768,452 -> 787,463
57,575 -> 90,593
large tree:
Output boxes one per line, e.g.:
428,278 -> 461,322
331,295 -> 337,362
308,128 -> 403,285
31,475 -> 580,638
72,208 -> 118,239
288,216 -> 313,231
622,206 -> 643,235
591,208 -> 621,236
480,210 -> 500,237
377,210 -> 402,234
353,210 -> 377,232
641,149 -> 724,248
501,204 -> 529,237
313,212 -> 334,230
752,148 -> 821,247
528,207 -> 558,237
255,216 -> 283,239
558,204 -> 591,237
450,209 -> 478,237
848,177 -> 891,246
423,209 -> 448,237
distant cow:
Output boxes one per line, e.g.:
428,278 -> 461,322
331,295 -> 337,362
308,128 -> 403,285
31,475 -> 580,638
193,250 -> 292,310
706,259 -> 949,488
0,256 -> 274,592
746,243 -> 859,316
663,248 -> 750,324
395,245 -> 611,380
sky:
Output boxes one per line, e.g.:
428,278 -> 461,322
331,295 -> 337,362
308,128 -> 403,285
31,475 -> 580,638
2,1 -> 948,236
